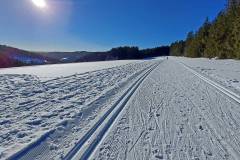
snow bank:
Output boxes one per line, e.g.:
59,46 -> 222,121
174,57 -> 240,95
0,60 -> 139,81
0,60 -> 155,159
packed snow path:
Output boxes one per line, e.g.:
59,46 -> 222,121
175,57 -> 240,96
93,59 -> 240,160
1,58 -> 240,160
0,61 -> 158,159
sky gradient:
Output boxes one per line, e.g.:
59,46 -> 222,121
0,0 -> 226,52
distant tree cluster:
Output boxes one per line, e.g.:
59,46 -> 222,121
0,44 -> 170,68
170,0 -> 240,59
108,46 -> 169,59
140,46 -> 170,58
77,46 -> 170,62
169,41 -> 185,57
109,46 -> 141,59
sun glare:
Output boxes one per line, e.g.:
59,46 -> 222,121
32,0 -> 47,8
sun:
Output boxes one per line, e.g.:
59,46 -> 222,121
31,0 -> 47,8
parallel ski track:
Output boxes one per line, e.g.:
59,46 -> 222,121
178,61 -> 240,160
180,62 -> 240,105
63,61 -> 161,160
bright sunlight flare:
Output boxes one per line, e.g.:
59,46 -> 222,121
31,0 -> 47,8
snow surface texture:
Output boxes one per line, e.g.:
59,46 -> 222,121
0,60 -> 157,159
0,60 -> 139,81
93,59 -> 240,160
0,57 -> 240,160
175,57 -> 240,95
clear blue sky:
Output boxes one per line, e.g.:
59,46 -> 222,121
0,0 -> 226,52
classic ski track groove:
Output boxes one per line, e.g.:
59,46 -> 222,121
90,60 -> 240,160
63,62 -> 160,160
179,61 -> 240,159
4,61 -> 156,160
180,62 -> 240,105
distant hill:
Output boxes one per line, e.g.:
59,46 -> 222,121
0,45 -> 56,68
0,45 -> 169,68
0,45 -> 98,68
36,51 -> 93,63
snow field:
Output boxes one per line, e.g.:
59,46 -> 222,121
93,59 -> 240,160
175,57 -> 240,95
0,60 -> 157,160
1,57 -> 240,160
0,60 -> 140,81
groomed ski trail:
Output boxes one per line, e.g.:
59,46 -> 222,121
92,59 -> 240,160
64,62 -> 161,160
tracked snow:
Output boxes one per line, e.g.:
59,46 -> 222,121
92,59 -> 240,160
1,57 -> 240,160
0,60 -> 157,159
0,60 -> 139,81
175,57 -> 240,95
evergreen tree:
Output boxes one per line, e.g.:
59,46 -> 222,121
196,18 -> 211,57
227,0 -> 240,8
184,31 -> 202,58
205,12 -> 228,58
226,3 -> 240,59
174,0 -> 240,59
170,40 -> 185,56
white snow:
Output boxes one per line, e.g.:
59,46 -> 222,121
0,59 -> 156,160
174,57 -> 240,95
0,60 -> 139,81
93,58 -> 240,160
0,147 -> 4,159
0,57 -> 240,160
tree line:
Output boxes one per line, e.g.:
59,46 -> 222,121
110,46 -> 170,59
75,46 -> 170,62
170,0 -> 240,59
0,45 -> 170,68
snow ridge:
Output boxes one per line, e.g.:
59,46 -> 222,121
180,62 -> 240,104
1,60 -> 157,160
65,62 -> 160,160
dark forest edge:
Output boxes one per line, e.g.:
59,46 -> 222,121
0,45 -> 169,68
170,0 -> 240,59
